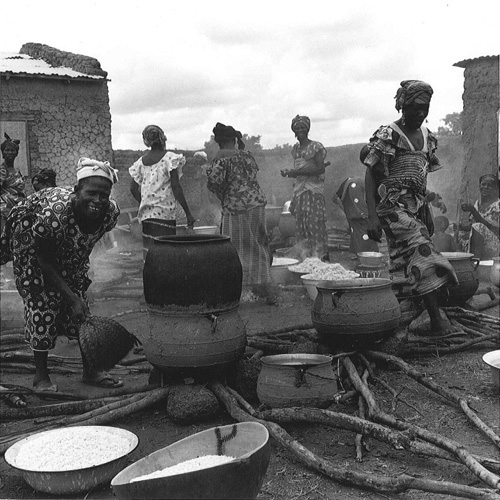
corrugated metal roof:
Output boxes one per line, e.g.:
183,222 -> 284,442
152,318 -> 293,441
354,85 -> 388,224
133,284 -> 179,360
0,52 -> 105,80
453,55 -> 499,68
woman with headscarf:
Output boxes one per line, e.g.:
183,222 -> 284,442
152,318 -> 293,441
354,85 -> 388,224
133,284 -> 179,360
461,173 -> 499,259
0,133 -> 25,231
0,158 -> 121,391
360,80 -> 458,336
280,115 -> 329,260
32,168 -> 57,192
206,122 -> 277,305
129,125 -> 195,260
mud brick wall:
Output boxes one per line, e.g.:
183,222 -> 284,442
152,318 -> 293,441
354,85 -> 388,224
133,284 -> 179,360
458,57 -> 499,205
1,46 -> 112,193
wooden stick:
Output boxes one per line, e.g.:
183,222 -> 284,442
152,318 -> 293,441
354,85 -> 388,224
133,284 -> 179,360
475,298 -> 500,312
210,382 -> 499,499
402,334 -> 498,356
454,318 -> 499,335
365,351 -> 500,451
0,395 -> 129,421
342,356 -> 500,490
443,308 -> 500,326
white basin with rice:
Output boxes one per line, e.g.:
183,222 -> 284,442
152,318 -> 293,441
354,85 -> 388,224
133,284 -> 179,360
482,350 -> 500,390
4,426 -> 139,495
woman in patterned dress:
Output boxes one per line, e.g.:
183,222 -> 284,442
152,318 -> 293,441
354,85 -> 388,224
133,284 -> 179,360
129,125 -> 195,260
361,80 -> 458,336
0,133 -> 25,232
206,122 -> 277,305
0,158 -> 121,391
461,174 -> 499,259
280,115 -> 329,260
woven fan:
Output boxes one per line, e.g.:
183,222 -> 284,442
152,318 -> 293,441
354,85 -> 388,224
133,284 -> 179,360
78,315 -> 141,374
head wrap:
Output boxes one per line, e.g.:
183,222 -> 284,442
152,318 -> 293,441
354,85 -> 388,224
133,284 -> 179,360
194,151 -> 208,160
1,132 -> 20,152
395,80 -> 433,111
142,125 -> 167,148
213,122 -> 245,150
479,173 -> 499,187
291,115 -> 311,133
32,168 -> 57,186
76,157 -> 118,184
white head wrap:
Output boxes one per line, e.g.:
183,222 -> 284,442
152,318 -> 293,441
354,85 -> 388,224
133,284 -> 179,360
76,157 -> 118,184
194,151 -> 208,160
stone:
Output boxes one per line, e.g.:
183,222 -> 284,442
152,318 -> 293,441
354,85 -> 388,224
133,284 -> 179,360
165,384 -> 220,424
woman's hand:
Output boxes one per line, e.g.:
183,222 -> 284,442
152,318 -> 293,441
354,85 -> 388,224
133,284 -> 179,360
186,214 -> 196,227
69,294 -> 90,325
461,203 -> 482,222
367,215 -> 383,243
280,169 -> 290,178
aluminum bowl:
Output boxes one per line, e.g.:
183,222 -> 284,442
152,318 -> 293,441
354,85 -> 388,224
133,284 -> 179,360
111,422 -> 270,500
357,252 -> 384,266
192,225 -> 219,235
482,350 -> 500,390
4,426 -> 139,495
270,257 -> 299,284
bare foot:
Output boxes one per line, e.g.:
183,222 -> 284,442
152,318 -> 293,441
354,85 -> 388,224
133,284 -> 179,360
429,315 -> 457,337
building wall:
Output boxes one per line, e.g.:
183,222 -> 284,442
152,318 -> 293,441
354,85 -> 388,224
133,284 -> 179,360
1,75 -> 112,191
459,57 -> 500,206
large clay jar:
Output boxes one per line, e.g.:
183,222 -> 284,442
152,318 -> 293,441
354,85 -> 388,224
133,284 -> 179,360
491,257 -> 500,289
441,252 -> 479,304
141,235 -> 246,372
257,354 -> 337,408
312,278 -> 401,349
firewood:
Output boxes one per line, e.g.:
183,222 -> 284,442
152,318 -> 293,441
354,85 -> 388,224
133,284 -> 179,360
343,356 -> 500,490
365,351 -> 500,450
402,334 -> 498,356
210,382 -> 499,499
475,298 -> 500,312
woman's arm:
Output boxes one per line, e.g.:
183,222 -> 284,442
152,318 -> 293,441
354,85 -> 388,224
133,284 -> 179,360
461,203 -> 500,239
286,151 -> 326,177
34,236 -> 89,322
130,179 -> 141,203
364,165 -> 382,243
171,169 -> 195,226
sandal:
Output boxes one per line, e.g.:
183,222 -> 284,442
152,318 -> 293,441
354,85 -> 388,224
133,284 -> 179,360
82,372 -> 123,389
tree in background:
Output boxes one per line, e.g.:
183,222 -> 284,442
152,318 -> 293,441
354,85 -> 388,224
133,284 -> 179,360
437,112 -> 463,136
204,134 -> 263,161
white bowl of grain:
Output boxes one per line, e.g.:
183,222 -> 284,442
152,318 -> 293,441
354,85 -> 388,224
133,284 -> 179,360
111,422 -> 270,499
4,426 -> 138,495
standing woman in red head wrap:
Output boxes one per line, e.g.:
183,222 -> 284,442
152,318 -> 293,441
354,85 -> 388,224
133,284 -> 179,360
281,115 -> 329,260
0,133 -> 25,232
360,80 -> 458,336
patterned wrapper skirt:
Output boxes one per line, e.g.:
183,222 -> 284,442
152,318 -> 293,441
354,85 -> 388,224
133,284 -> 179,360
290,190 -> 328,257
377,202 -> 457,296
221,205 -> 272,286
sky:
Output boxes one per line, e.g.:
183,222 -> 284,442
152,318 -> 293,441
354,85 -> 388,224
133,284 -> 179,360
1,0 -> 499,151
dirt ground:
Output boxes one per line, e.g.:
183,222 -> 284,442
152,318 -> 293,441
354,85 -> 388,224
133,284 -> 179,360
0,239 -> 499,500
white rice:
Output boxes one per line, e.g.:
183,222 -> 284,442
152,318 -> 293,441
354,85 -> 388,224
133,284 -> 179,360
130,455 -> 235,483
14,427 -> 132,471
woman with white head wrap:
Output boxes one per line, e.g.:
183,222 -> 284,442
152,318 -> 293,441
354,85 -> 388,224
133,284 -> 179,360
0,156 -> 121,392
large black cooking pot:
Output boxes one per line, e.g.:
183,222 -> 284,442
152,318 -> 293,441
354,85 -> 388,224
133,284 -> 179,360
143,235 -> 243,313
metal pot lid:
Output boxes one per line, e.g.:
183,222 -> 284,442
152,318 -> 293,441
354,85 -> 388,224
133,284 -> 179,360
260,353 -> 332,367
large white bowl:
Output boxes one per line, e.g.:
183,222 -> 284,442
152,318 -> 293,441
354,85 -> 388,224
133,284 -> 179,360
302,278 -> 325,301
5,426 -> 139,495
271,258 -> 299,284
482,350 -> 500,390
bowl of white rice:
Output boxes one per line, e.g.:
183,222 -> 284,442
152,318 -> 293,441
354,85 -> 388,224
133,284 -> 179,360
111,422 -> 270,499
4,426 -> 139,495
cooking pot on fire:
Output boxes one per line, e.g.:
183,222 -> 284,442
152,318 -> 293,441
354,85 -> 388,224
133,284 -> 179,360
311,278 -> 401,349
